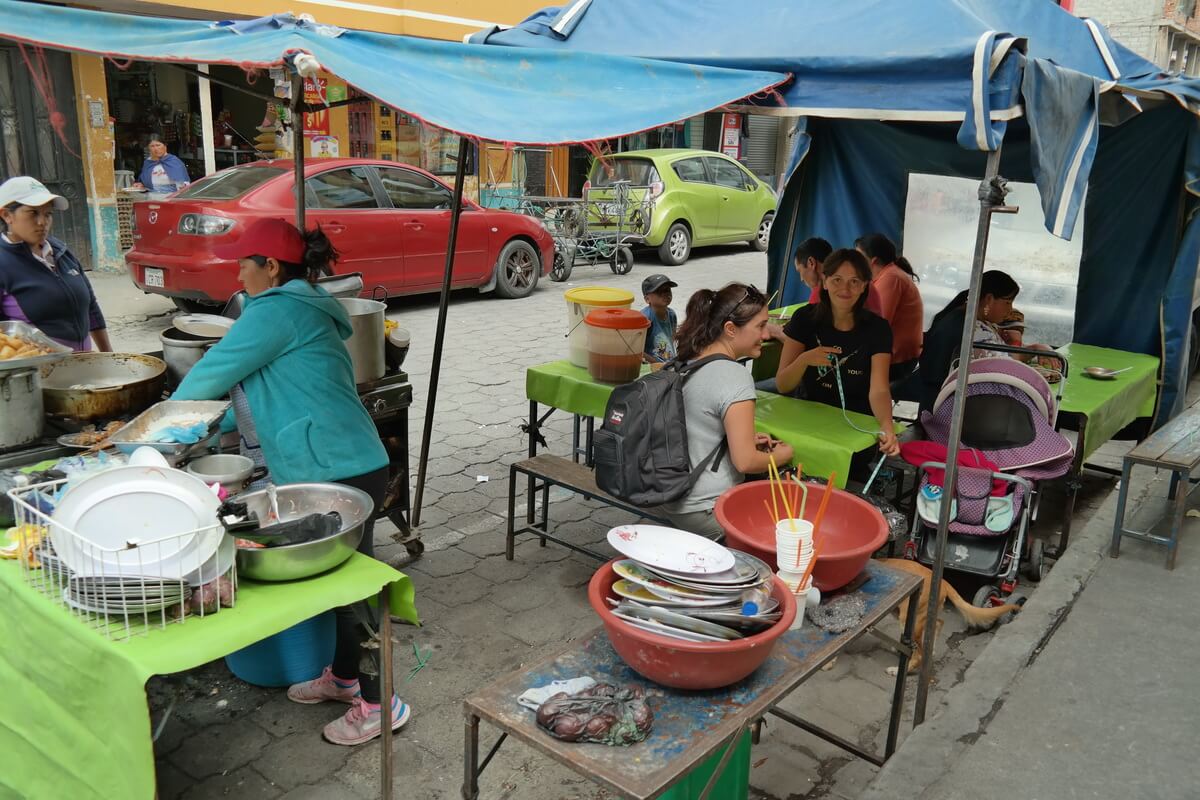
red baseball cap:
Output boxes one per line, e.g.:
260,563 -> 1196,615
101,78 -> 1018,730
213,218 -> 305,263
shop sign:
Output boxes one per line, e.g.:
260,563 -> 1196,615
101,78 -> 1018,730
721,113 -> 742,159
304,108 -> 331,136
310,135 -> 339,158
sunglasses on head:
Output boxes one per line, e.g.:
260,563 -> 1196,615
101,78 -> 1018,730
725,284 -> 764,320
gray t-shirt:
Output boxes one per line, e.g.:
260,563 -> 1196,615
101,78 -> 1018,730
664,358 -> 757,515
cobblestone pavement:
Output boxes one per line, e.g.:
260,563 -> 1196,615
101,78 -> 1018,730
92,247 -> 1116,799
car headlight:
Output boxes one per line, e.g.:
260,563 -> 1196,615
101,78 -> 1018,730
178,214 -> 235,236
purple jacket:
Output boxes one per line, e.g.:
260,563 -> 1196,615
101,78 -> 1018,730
0,236 -> 105,350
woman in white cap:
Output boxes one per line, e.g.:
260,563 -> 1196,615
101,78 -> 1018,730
0,176 -> 110,351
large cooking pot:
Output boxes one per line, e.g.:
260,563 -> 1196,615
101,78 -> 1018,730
160,327 -> 218,388
338,298 -> 386,385
40,353 -> 167,421
0,368 -> 44,451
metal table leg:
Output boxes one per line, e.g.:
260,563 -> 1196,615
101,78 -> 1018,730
1168,467 -> 1189,570
379,586 -> 394,800
1109,460 -> 1133,558
886,589 -> 920,757
697,724 -> 747,800
1053,416 -> 1088,559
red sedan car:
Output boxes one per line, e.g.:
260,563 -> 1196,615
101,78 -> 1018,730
126,158 -> 554,310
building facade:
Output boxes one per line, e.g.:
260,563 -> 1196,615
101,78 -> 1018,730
1073,0 -> 1200,71
7,0 -> 785,271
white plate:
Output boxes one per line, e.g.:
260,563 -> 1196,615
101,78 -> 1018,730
612,560 -> 732,601
610,610 -> 728,642
51,466 -> 222,579
63,587 -> 180,616
606,525 -> 735,575
611,579 -> 738,608
648,550 -> 773,586
617,601 -> 744,640
172,313 -> 233,339
182,533 -> 234,587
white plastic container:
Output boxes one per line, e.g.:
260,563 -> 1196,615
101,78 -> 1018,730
564,286 -> 634,368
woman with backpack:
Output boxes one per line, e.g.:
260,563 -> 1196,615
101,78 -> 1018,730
660,283 -> 795,539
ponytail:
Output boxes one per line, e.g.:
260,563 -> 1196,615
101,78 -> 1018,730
855,232 -> 918,282
675,282 -> 767,362
929,270 -> 1020,330
268,224 -> 340,283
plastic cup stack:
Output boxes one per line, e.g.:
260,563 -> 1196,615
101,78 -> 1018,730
775,519 -> 814,588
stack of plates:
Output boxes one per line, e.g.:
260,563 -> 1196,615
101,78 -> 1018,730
604,525 -> 782,642
64,575 -> 190,615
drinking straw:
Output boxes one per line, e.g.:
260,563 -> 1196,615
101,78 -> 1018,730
798,472 -> 836,568
763,500 -> 778,525
790,475 -> 809,521
766,466 -> 780,524
770,455 -> 796,528
798,536 -> 822,590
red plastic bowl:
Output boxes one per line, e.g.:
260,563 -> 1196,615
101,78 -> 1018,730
587,559 -> 796,690
714,480 -> 888,592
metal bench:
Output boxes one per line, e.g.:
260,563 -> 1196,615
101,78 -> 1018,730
1111,407 -> 1200,569
507,453 -> 670,562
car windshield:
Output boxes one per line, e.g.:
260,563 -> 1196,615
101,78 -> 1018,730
590,157 -> 660,187
177,166 -> 283,201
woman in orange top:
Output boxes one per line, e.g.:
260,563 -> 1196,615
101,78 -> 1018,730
856,233 -> 923,381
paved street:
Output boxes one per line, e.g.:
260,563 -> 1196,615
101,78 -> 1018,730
90,247 -> 1117,799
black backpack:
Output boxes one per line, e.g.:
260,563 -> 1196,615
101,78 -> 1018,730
593,355 -> 730,506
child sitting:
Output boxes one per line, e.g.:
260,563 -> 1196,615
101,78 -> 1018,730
640,274 -> 679,363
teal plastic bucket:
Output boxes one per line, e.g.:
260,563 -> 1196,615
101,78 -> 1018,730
225,611 -> 336,688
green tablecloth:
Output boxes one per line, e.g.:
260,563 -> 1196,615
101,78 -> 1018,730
0,554 -> 417,800
754,303 -> 808,381
526,360 -> 894,487
1057,343 -> 1160,461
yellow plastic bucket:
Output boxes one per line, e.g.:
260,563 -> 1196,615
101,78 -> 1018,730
564,286 -> 634,367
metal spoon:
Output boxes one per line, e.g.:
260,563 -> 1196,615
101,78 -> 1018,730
1083,366 -> 1132,380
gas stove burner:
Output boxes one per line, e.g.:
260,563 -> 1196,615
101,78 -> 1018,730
359,370 -> 411,420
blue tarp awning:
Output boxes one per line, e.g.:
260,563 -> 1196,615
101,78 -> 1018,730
474,0 -> 1200,425
0,0 -> 788,145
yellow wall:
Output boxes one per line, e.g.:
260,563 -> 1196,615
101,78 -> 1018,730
126,0 -> 549,40
70,53 -> 123,270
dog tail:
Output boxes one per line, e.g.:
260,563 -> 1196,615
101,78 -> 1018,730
944,584 -> 1021,630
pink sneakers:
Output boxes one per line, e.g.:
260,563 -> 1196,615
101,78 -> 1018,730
286,667 -> 360,705
323,696 -> 411,746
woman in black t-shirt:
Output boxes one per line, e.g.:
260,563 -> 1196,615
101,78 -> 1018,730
775,248 -> 900,458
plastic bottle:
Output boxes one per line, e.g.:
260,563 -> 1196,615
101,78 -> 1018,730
740,584 -> 772,616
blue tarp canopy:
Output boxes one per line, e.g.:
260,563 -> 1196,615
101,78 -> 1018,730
476,0 -> 1200,425
0,0 -> 787,145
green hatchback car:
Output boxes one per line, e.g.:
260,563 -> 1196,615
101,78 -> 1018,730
585,149 -> 777,266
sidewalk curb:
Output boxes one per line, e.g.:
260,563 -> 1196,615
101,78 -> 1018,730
861,478 -> 1142,799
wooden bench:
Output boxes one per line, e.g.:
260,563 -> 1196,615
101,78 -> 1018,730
1111,406 -> 1200,569
507,454 -> 671,562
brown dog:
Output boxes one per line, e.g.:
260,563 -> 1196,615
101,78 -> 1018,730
880,558 -> 1022,675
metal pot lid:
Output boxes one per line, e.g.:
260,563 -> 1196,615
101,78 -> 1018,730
172,314 -> 234,339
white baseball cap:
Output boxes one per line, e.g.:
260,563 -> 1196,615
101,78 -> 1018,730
0,176 -> 68,211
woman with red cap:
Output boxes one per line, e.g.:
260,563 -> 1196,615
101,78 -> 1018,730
173,217 -> 409,746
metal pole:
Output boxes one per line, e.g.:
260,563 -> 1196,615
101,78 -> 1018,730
290,73 -> 305,231
378,586 -> 394,800
913,147 -> 1008,724
411,136 -> 470,527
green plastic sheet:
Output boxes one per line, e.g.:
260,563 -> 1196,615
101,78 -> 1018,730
1057,344 -> 1160,461
0,554 -> 417,800
525,360 -> 896,487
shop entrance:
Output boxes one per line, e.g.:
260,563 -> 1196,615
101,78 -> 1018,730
0,44 -> 90,264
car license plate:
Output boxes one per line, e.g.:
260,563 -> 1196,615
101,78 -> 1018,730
144,267 -> 164,288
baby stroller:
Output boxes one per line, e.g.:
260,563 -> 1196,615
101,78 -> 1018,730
903,356 -> 1074,604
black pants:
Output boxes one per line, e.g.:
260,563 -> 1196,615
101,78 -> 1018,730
329,466 -> 389,703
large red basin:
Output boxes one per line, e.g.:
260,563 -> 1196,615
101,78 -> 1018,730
588,559 -> 796,690
714,480 -> 888,592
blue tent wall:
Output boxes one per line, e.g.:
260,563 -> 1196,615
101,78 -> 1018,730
767,109 -> 1197,424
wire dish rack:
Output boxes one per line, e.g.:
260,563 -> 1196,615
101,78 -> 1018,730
6,478 -> 236,641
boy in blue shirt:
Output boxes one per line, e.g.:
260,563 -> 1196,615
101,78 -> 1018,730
640,273 -> 678,363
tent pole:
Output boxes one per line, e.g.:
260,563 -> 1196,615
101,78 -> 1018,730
913,147 -> 1009,725
291,73 -> 305,231
411,136 -> 470,528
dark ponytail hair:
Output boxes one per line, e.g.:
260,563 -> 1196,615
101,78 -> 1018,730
253,224 -> 340,283
675,282 -> 768,362
929,270 -> 1020,329
855,232 -> 918,281
815,248 -> 873,327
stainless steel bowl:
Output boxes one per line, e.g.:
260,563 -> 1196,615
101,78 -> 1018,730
234,483 -> 372,581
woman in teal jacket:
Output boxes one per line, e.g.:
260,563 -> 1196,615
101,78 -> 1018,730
174,218 -> 407,747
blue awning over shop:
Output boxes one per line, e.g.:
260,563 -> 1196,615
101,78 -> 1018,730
0,0 -> 787,145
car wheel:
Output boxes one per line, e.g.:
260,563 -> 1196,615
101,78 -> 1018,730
657,222 -> 691,266
610,246 -> 635,275
752,213 -> 774,252
493,240 -> 540,299
550,242 -> 574,282
172,297 -> 223,314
